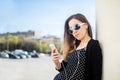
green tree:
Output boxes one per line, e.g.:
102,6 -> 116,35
0,38 -> 5,51
12,36 -> 19,49
4,33 -> 12,51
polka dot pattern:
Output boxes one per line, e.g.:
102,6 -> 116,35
54,48 -> 86,80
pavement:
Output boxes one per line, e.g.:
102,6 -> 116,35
0,55 -> 58,80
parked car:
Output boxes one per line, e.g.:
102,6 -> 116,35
23,51 -> 31,58
28,51 -> 39,58
12,49 -> 27,59
0,52 -> 9,58
8,53 -> 20,59
39,53 -> 45,57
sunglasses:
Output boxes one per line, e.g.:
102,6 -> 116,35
68,23 -> 85,34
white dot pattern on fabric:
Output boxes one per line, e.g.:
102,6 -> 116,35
54,48 -> 86,80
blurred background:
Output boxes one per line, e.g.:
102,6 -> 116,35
0,0 -> 95,55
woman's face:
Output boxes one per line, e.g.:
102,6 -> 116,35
68,18 -> 88,40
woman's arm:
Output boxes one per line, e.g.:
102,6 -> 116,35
91,40 -> 102,80
57,60 -> 67,72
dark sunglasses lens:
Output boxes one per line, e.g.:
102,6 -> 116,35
75,24 -> 80,30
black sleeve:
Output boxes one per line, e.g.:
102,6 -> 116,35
91,40 -> 102,80
56,60 -> 67,72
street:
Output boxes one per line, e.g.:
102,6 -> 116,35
0,55 -> 58,80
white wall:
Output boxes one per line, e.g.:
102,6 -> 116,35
96,0 -> 120,80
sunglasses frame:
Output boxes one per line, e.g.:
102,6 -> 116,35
68,23 -> 85,34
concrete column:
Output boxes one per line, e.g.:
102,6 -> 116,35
96,0 -> 120,80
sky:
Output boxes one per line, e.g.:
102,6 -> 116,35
0,0 -> 95,39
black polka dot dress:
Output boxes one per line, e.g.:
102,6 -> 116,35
54,48 -> 86,80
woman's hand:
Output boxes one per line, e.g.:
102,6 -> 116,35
51,49 -> 61,69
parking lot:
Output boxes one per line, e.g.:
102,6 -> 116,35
0,56 -> 58,80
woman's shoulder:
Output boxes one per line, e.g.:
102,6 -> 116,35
88,39 -> 100,46
86,39 -> 102,55
87,39 -> 101,49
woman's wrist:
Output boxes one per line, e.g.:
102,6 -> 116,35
54,61 -> 61,70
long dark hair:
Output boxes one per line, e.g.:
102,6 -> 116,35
62,13 -> 93,61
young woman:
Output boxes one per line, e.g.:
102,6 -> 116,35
51,13 -> 102,80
